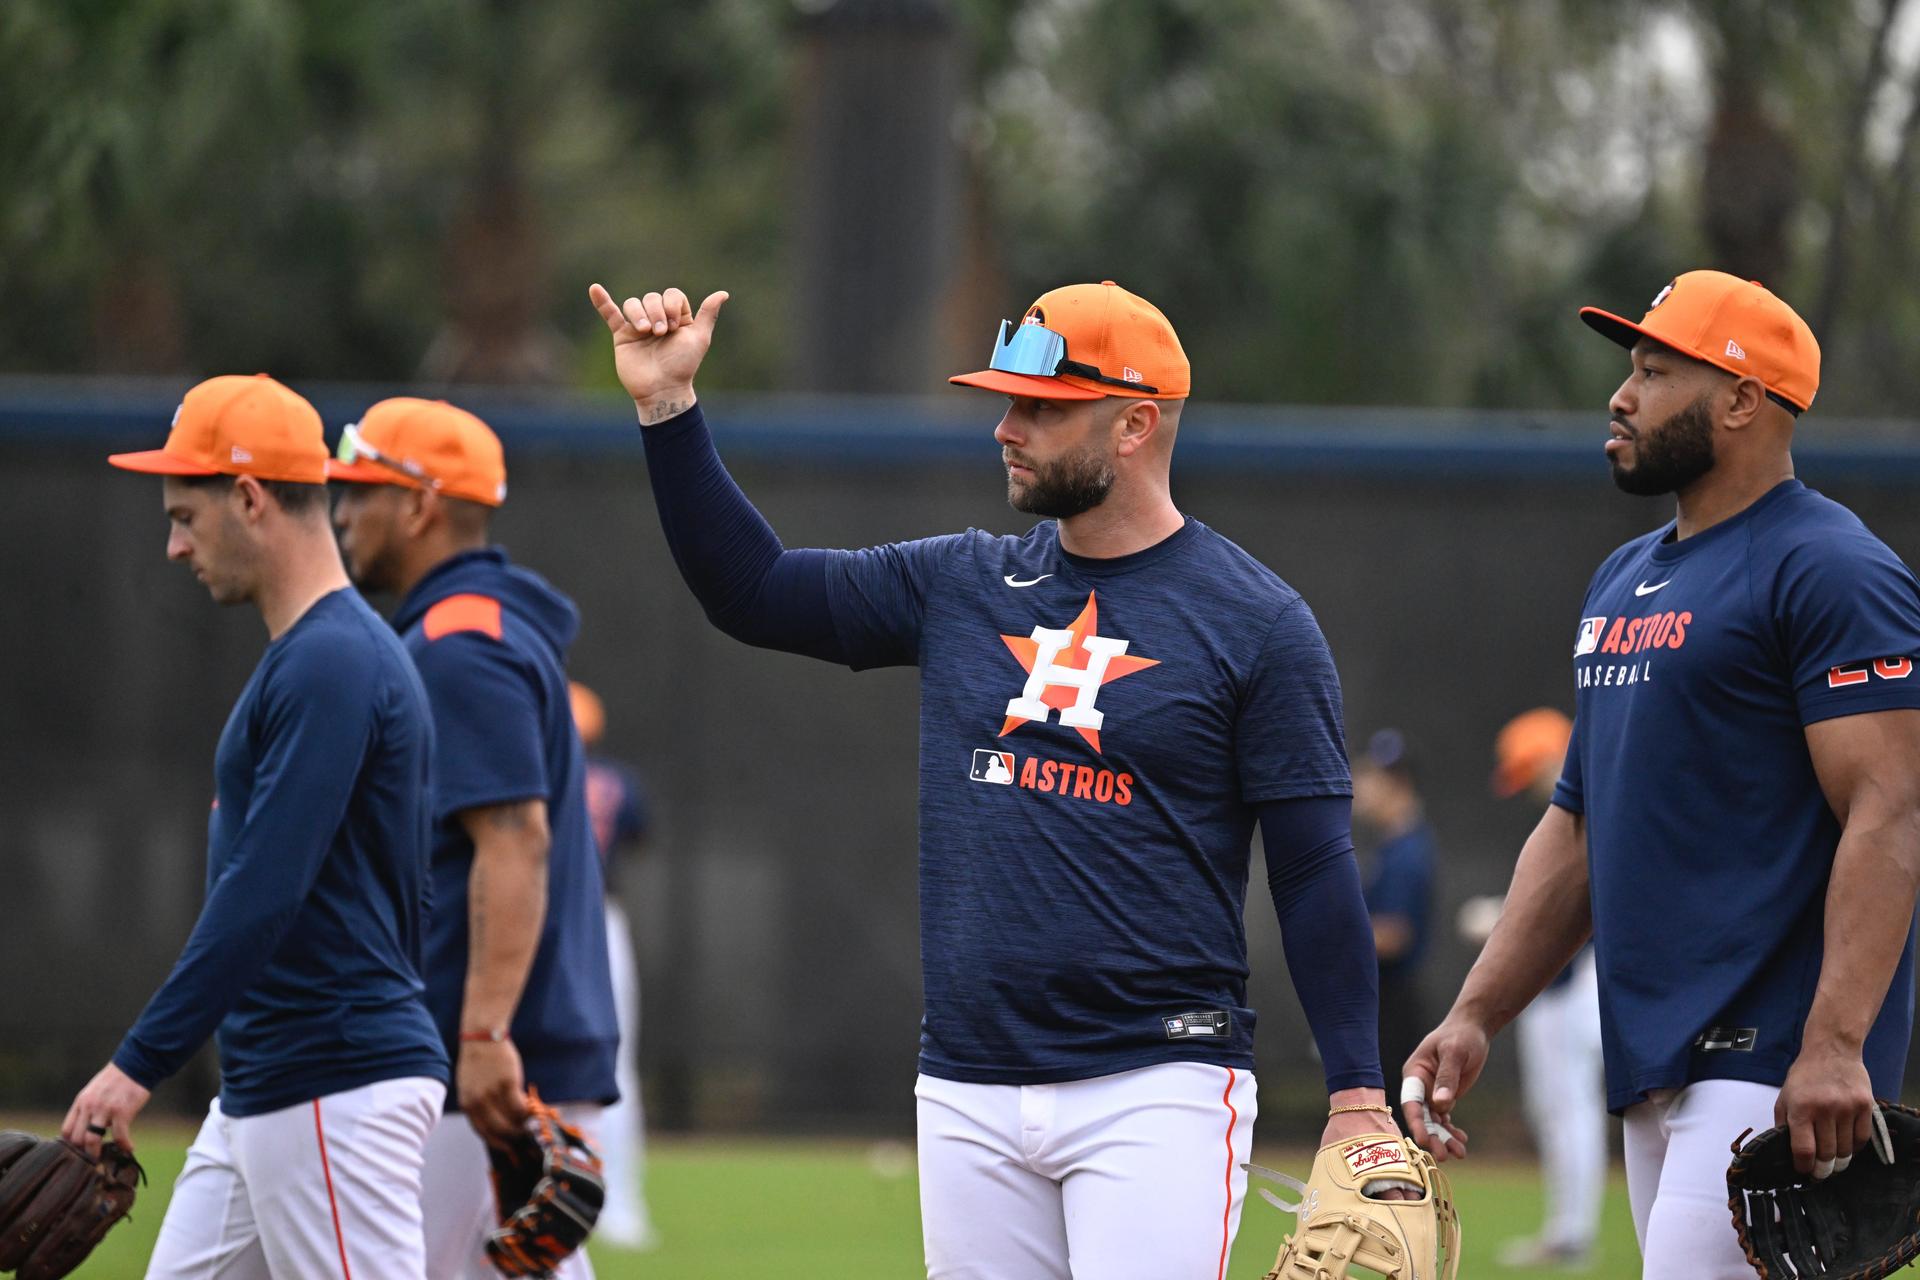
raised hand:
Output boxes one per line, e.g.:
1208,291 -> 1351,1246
587,283 -> 729,425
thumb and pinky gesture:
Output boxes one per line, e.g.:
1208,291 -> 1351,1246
587,282 -> 729,412
587,283 -> 728,344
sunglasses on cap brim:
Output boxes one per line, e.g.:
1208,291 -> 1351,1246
988,320 -> 1159,394
336,423 -> 442,490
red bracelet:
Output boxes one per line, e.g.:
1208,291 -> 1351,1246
459,1028 -> 509,1043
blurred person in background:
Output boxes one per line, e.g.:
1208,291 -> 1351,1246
331,398 -> 618,1279
70,375 -> 448,1277
1405,272 -> 1920,1277
570,679 -> 660,1251
1351,729 -> 1436,1137
589,277 -> 1409,1279
1480,708 -> 1605,1270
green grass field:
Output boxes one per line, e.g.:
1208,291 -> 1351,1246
72,1127 -> 1646,1278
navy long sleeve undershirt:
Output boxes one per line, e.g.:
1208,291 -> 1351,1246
639,402 -> 1383,1090
640,404 -> 844,661
1257,795 -> 1383,1090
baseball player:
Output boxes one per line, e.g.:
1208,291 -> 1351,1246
1403,271 -> 1920,1277
1350,729 -> 1436,1137
330,398 -> 620,1279
1484,708 -> 1606,1269
67,374 -> 449,1278
569,681 -> 659,1250
588,278 -> 1404,1279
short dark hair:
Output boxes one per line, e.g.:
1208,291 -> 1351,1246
178,473 -> 328,515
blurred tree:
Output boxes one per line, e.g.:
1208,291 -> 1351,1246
948,0 -> 1920,412
0,0 -> 791,390
8,0 -> 1920,414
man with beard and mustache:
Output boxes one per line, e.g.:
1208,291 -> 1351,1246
1402,271 -> 1920,1277
587,279 -> 1405,1278
330,398 -> 619,1279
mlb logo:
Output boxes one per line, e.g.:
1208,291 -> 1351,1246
970,750 -> 1015,785
1575,617 -> 1607,657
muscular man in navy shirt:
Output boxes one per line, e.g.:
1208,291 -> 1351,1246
332,397 -> 618,1279
71,374 -> 448,1279
1406,272 -> 1920,1277
589,278 -> 1399,1279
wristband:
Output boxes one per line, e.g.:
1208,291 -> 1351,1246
459,1028 -> 509,1044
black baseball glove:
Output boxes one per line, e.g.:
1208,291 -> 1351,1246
1728,1099 -> 1920,1279
0,1130 -> 144,1280
484,1088 -> 605,1278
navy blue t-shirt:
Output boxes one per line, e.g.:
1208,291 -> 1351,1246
391,549 -> 620,1108
1364,825 -> 1435,978
114,590 -> 448,1117
826,517 -> 1353,1084
1554,480 -> 1920,1112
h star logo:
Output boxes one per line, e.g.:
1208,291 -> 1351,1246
999,591 -> 1159,754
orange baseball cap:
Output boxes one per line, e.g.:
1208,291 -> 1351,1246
327,397 -> 507,507
108,374 -> 329,483
1492,708 -> 1573,799
1580,270 -> 1820,413
570,681 -> 606,746
950,281 -> 1191,401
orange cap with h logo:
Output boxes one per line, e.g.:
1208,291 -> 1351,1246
108,374 -> 329,483
951,281 -> 1191,401
1580,270 -> 1820,413
327,398 -> 508,507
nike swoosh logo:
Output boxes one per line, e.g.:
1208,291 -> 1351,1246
1635,580 -> 1671,596
1003,574 -> 1054,588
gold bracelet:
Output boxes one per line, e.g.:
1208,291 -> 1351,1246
1328,1103 -> 1393,1116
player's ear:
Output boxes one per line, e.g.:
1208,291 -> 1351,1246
402,486 -> 437,538
1723,375 -> 1769,432
1112,399 -> 1162,458
231,475 -> 270,525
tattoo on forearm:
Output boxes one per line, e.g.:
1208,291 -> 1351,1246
639,399 -> 691,426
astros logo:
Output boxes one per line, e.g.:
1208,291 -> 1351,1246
999,591 -> 1158,754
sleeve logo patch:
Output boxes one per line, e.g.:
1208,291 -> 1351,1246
1827,657 -> 1913,688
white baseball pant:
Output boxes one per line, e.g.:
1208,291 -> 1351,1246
1516,948 -> 1606,1250
145,1075 -> 444,1280
1623,1078 -> 1779,1278
421,1104 -> 602,1280
916,1061 -> 1257,1280
591,898 -> 654,1247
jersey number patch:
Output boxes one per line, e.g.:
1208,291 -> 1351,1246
1827,658 -> 1914,688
